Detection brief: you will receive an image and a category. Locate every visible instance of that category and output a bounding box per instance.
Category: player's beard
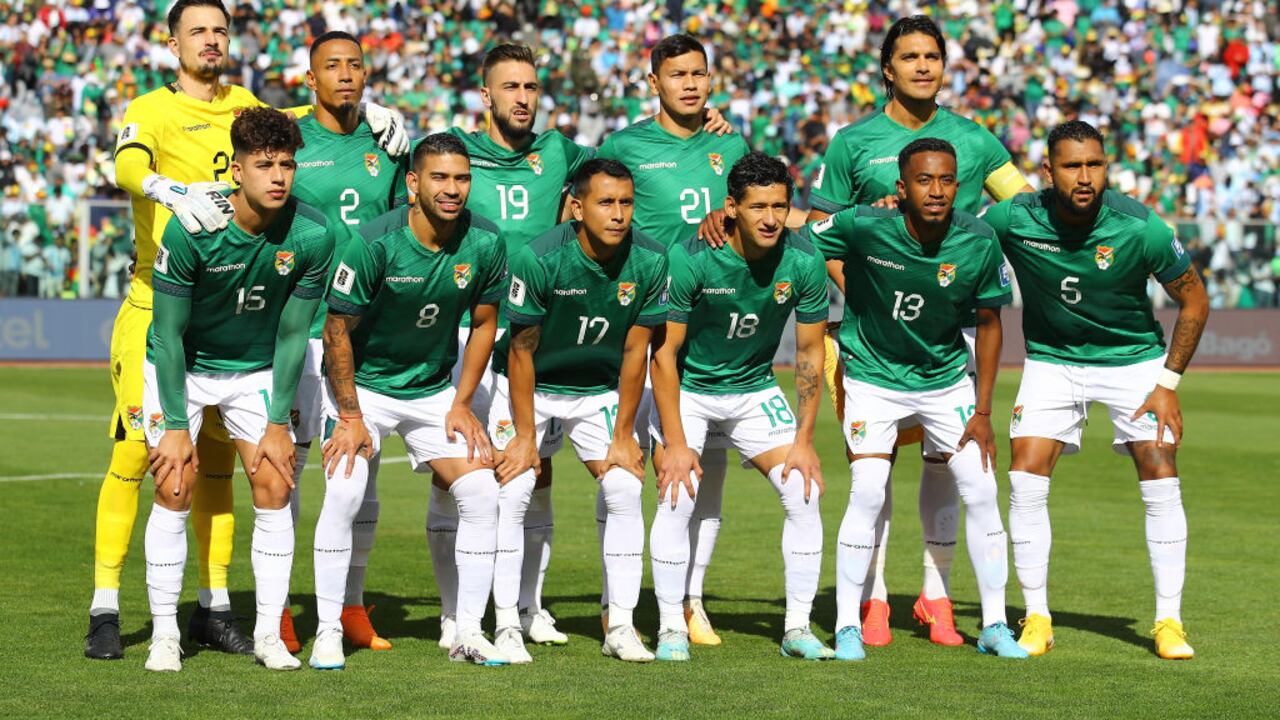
[492,104,535,144]
[181,54,226,83]
[1056,184,1104,218]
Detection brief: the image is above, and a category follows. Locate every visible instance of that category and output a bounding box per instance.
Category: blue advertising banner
[0,299,120,360]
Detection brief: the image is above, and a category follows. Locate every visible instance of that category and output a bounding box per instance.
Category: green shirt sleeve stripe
[808,194,850,215]
[506,308,544,326]
[152,277,192,297]
[975,293,1013,308]
[1154,253,1192,284]
[636,311,667,327]
[292,284,324,300]
[796,309,827,324]
[666,309,690,323]
[326,296,366,316]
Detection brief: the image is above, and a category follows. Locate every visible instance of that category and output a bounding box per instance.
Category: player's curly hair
[571,159,632,197]
[897,137,956,176]
[230,107,304,159]
[880,15,947,96]
[1047,120,1106,155]
[167,0,231,34]
[727,152,793,202]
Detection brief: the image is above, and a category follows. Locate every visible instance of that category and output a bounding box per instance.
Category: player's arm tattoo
[322,313,362,416]
[512,324,541,353]
[1161,266,1210,374]
[792,322,826,441]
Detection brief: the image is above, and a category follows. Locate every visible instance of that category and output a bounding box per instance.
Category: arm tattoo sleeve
[323,314,361,416]
[1162,267,1208,374]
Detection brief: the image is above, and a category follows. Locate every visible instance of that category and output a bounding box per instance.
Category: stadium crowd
[0,0,1278,306]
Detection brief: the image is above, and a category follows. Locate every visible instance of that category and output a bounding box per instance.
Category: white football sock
[596,487,608,609]
[919,459,959,600]
[145,504,188,639]
[289,444,308,529]
[312,454,369,633]
[519,486,554,613]
[1140,478,1187,623]
[601,467,644,625]
[426,484,459,619]
[90,588,119,615]
[450,469,499,638]
[836,458,891,630]
[767,464,822,632]
[1008,470,1052,617]
[862,483,891,604]
[494,469,535,627]
[345,469,379,608]
[685,447,725,600]
[251,505,295,640]
[196,587,230,612]
[947,444,1009,628]
[650,470,698,633]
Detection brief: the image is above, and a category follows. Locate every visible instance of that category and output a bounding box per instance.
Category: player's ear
[895,178,906,198]
[479,85,492,110]
[569,194,584,222]
[724,195,738,220]
[646,72,659,96]
[167,35,179,59]
[405,170,419,198]
[1041,157,1053,187]
[231,158,242,186]
[305,69,316,93]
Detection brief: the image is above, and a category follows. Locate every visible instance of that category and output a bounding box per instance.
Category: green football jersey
[666,231,828,394]
[294,115,409,338]
[325,206,507,399]
[808,206,1012,392]
[148,198,334,373]
[597,118,750,248]
[809,107,1012,216]
[494,222,668,396]
[984,190,1191,367]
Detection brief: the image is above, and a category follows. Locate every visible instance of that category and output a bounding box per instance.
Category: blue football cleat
[656,630,690,662]
[834,625,866,661]
[978,622,1030,659]
[780,627,835,660]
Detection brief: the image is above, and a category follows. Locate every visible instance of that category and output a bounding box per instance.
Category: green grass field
[2,366,1276,719]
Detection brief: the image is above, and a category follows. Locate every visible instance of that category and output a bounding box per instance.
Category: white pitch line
[0,455,414,483]
[0,413,103,421]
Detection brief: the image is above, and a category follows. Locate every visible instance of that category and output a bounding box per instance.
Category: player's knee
[778,470,820,517]
[498,471,537,523]
[601,468,643,516]
[450,469,500,523]
[1131,442,1178,480]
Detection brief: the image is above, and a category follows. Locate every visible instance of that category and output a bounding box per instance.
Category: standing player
[648,153,830,662]
[984,121,1208,659]
[312,134,508,669]
[488,160,668,663]
[809,138,1026,660]
[140,107,334,672]
[597,34,749,643]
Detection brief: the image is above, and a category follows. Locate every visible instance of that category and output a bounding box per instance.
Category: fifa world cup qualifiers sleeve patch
[154,245,169,274]
[332,261,356,294]
[508,275,527,306]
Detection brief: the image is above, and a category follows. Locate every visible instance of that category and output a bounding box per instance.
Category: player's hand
[1133,385,1182,448]
[144,175,234,234]
[697,209,730,248]
[782,442,825,502]
[322,417,373,479]
[251,422,296,486]
[870,193,899,209]
[602,434,645,480]
[363,102,410,157]
[958,413,997,472]
[496,434,540,484]
[446,403,493,465]
[702,107,736,136]
[150,429,196,497]
[657,444,700,509]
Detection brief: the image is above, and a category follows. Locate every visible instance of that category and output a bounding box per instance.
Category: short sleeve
[595,133,618,162]
[152,219,197,297]
[794,249,830,324]
[114,96,161,164]
[978,127,1015,180]
[326,236,381,316]
[804,209,856,261]
[663,243,700,324]
[636,251,670,327]
[505,246,548,326]
[973,238,1014,308]
[981,200,1013,246]
[808,131,856,214]
[294,224,336,300]
[564,136,597,177]
[1143,213,1192,284]
[477,234,508,306]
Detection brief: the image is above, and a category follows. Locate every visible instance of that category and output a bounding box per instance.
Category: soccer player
[597,34,750,644]
[87,0,405,660]
[313,133,508,669]
[809,138,1026,660]
[140,107,334,672]
[648,152,830,662]
[488,159,668,663]
[983,121,1209,659]
[283,29,410,653]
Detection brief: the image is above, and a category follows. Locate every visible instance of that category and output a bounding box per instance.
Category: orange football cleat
[860,599,892,647]
[912,594,965,646]
[280,607,301,653]
[342,605,392,650]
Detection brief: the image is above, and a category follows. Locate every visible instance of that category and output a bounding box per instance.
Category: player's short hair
[230,107,304,159]
[1047,120,1106,156]
[897,137,956,176]
[571,159,633,197]
[411,133,469,170]
[166,0,231,35]
[727,152,794,202]
[880,15,947,94]
[482,44,536,83]
[650,34,707,74]
[310,30,362,59]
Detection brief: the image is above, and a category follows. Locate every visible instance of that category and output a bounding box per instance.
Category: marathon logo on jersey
[1094,245,1115,270]
[773,281,792,304]
[454,264,472,289]
[275,251,295,276]
[937,263,957,287]
[1010,404,1023,430]
[848,420,866,445]
[149,413,165,433]
[127,405,143,431]
[365,153,381,177]
[509,276,527,306]
[617,282,637,306]
[494,419,515,446]
[526,154,544,176]
[333,262,356,294]
[708,153,724,176]
[154,246,169,274]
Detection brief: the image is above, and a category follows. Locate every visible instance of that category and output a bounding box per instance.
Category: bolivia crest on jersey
[773,281,793,304]
[708,153,724,176]
[275,250,295,275]
[127,405,143,430]
[526,153,544,175]
[149,413,165,432]
[1095,245,1114,270]
[454,263,473,289]
[617,282,637,306]
[494,420,515,445]
[937,263,957,287]
[365,153,381,177]
[848,420,866,445]
[1011,404,1023,429]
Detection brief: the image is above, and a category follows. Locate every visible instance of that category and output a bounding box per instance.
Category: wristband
[973,409,992,417]
[339,414,363,421]
[1156,368,1181,391]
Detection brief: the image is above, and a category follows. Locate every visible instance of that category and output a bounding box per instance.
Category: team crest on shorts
[526,154,544,175]
[773,281,793,304]
[494,420,515,444]
[365,153,380,177]
[937,263,957,287]
[289,409,301,429]
[708,153,724,176]
[127,405,143,430]
[149,413,165,433]
[454,263,473,289]
[617,282,637,306]
[275,250,295,276]
[1011,404,1023,429]
[848,420,866,444]
[1094,245,1115,270]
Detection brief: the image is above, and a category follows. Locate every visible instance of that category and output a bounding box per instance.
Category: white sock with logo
[920,459,959,600]
[1008,470,1052,617]
[861,486,891,605]
[344,469,379,608]
[650,471,698,634]
[1141,478,1187,623]
[450,470,499,638]
[494,470,535,629]
[947,445,1009,628]
[767,464,822,632]
[836,458,891,631]
[313,455,369,633]
[251,505,295,641]
[686,447,725,602]
[519,486,554,614]
[600,467,644,628]
[145,504,189,639]
[426,484,459,620]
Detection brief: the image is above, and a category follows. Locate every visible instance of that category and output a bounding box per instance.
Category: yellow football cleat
[1153,618,1194,660]
[685,599,722,647]
[1017,614,1055,656]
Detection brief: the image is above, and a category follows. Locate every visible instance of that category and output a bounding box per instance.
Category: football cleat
[522,608,569,646]
[308,627,346,670]
[912,594,965,647]
[601,625,655,663]
[1017,613,1055,656]
[834,625,866,661]
[144,635,183,672]
[85,613,124,660]
[684,598,722,646]
[254,633,302,671]
[450,633,510,666]
[780,627,835,660]
[655,630,691,662]
[977,622,1030,659]
[342,605,392,650]
[860,599,892,647]
[1153,619,1194,660]
[188,606,254,655]
[438,615,456,650]
[280,607,301,654]
[495,626,533,664]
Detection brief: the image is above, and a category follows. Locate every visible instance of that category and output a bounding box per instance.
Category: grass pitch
[1,367,1275,719]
